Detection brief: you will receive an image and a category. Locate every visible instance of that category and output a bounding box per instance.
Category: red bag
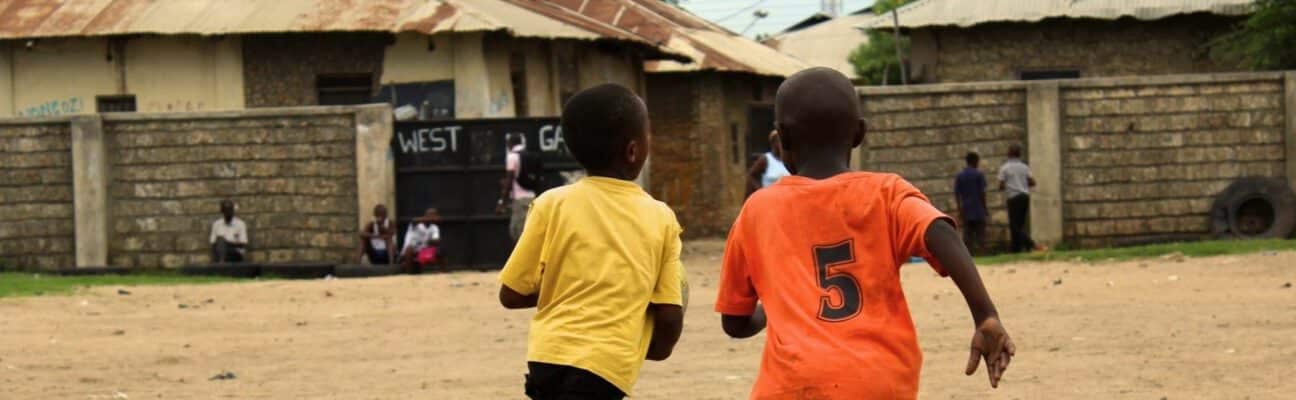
[417,246,438,265]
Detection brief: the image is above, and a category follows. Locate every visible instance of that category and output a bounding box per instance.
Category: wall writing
[17,97,82,117]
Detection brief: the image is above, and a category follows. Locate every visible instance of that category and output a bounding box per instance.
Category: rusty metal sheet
[861,0,1255,30]
[0,0,621,43]
[543,0,810,77]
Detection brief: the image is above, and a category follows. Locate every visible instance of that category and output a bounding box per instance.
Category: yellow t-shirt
[499,176,686,395]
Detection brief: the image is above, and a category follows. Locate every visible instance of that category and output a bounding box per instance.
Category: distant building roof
[0,0,686,59]
[764,12,880,78]
[861,0,1255,30]
[544,0,810,77]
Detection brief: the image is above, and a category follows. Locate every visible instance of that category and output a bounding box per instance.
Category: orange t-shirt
[715,172,952,400]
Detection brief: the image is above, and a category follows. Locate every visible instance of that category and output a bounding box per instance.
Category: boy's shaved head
[775,67,863,150]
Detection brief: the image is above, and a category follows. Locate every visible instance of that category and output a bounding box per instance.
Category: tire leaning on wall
[1210,178,1296,239]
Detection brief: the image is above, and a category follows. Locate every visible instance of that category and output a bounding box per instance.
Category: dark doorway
[746,105,775,171]
[392,118,581,270]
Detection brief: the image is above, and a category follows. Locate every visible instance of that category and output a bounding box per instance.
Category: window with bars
[96,95,137,113]
[317,74,374,105]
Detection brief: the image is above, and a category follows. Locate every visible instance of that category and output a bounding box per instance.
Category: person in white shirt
[497,134,537,241]
[358,204,395,265]
[998,144,1037,253]
[210,199,248,263]
[399,208,442,274]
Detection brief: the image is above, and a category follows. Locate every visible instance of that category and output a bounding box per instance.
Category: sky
[679,0,876,39]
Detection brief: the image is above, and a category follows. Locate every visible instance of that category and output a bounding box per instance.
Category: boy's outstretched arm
[646,304,684,361]
[498,284,538,309]
[925,220,1016,388]
[720,304,766,338]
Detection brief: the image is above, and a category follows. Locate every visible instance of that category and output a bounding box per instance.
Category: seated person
[210,199,248,263]
[358,204,395,265]
[399,208,442,274]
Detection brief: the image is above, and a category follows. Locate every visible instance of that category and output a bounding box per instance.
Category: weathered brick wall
[1061,78,1287,246]
[0,121,75,270]
[647,73,779,237]
[917,14,1239,83]
[106,113,359,268]
[861,87,1029,249]
[242,33,387,108]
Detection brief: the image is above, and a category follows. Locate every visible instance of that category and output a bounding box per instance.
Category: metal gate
[392,118,581,270]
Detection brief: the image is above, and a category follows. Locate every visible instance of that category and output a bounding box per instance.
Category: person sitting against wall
[399,208,443,274]
[210,199,248,263]
[746,130,791,197]
[358,204,395,265]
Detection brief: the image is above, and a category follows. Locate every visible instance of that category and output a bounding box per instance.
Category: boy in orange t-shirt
[715,68,1015,399]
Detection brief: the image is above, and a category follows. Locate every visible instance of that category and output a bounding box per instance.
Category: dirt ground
[3,240,1294,399]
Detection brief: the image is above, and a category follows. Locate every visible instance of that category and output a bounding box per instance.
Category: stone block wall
[860,72,1294,249]
[0,121,75,270]
[913,14,1240,84]
[105,113,360,268]
[1061,77,1288,247]
[860,86,1028,249]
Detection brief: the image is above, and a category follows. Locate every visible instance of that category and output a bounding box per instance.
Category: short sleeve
[429,225,441,241]
[209,221,217,244]
[235,221,247,244]
[890,179,955,276]
[714,221,758,315]
[498,196,549,295]
[650,221,686,306]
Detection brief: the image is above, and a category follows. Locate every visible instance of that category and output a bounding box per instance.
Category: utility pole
[891,5,908,85]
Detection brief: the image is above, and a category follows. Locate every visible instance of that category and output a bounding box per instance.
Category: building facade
[862,0,1255,84]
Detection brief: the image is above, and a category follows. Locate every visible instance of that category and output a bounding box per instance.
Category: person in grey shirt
[998,144,1037,253]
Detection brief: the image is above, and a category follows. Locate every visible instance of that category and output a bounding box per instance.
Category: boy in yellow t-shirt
[498,83,686,400]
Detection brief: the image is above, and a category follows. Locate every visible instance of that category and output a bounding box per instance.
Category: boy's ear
[626,138,640,165]
[852,118,867,148]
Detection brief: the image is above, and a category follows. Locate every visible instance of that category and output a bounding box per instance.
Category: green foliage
[0,273,241,298]
[1211,0,1296,70]
[976,239,1296,266]
[848,31,909,84]
[847,0,915,84]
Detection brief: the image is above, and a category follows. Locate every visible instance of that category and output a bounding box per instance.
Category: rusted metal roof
[543,0,810,77]
[861,0,1254,30]
[0,0,682,58]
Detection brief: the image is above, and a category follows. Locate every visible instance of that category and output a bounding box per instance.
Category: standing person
[498,134,537,242]
[954,152,989,254]
[715,68,1014,399]
[746,130,790,196]
[358,204,395,265]
[399,208,442,274]
[498,84,685,400]
[209,199,247,263]
[998,144,1037,253]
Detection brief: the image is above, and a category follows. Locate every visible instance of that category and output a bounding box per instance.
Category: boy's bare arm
[498,284,538,309]
[925,220,1015,388]
[646,304,684,361]
[720,304,766,339]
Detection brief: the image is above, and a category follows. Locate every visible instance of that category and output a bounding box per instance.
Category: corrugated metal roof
[0,0,679,57]
[764,12,879,78]
[544,0,810,77]
[861,0,1255,29]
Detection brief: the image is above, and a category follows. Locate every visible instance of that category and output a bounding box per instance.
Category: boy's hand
[965,317,1014,388]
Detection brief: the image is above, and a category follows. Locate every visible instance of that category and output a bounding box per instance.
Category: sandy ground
[3,240,1295,399]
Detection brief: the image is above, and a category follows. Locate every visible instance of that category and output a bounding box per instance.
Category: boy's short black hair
[966,152,980,166]
[560,84,646,171]
[507,133,523,147]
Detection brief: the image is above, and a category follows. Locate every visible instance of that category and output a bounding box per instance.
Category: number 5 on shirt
[814,240,862,322]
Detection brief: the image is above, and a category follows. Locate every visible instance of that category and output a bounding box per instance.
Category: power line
[714,0,766,23]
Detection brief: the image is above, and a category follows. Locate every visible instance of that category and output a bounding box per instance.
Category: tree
[847,0,914,85]
[1211,0,1296,70]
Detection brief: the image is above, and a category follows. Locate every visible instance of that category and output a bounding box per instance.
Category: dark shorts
[525,362,624,400]
[365,248,390,265]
